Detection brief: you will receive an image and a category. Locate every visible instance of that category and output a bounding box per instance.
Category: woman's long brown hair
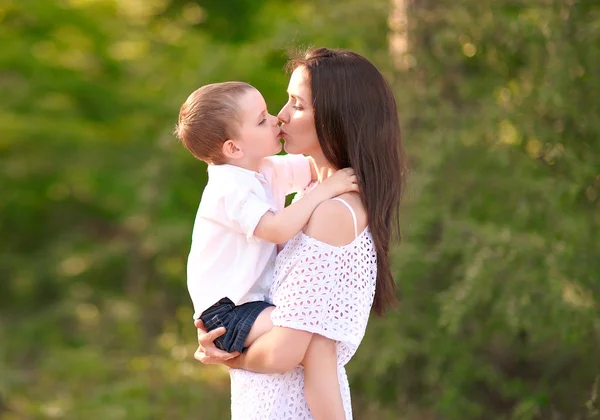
[287,47,407,315]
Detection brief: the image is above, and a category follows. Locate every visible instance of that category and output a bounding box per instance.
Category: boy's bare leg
[303,334,346,420]
[243,306,275,348]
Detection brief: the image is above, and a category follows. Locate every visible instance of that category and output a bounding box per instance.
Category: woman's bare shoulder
[303,193,366,246]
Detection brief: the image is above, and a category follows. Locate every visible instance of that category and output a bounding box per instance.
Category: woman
[195,47,407,419]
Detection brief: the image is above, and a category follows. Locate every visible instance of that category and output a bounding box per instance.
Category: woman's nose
[277,107,289,124]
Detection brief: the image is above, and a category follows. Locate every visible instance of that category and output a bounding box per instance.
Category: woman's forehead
[288,67,310,99]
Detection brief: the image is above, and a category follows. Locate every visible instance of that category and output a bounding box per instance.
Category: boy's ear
[222,139,243,160]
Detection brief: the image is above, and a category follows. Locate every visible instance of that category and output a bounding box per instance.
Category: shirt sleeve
[270,248,364,346]
[262,154,312,196]
[223,186,273,242]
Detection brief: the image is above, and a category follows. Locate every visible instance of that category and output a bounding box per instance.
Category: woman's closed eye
[286,97,303,111]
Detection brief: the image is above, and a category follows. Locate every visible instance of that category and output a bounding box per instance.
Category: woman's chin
[282,141,294,154]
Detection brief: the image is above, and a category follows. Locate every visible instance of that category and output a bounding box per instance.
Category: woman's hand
[193,319,241,365]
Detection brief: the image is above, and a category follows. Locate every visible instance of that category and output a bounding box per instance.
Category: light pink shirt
[187,154,311,318]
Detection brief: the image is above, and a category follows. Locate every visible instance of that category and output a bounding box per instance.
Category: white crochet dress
[230,201,377,420]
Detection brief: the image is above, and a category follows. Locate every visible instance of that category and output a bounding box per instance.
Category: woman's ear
[222,139,243,160]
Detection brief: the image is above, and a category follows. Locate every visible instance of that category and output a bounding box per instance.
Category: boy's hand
[318,168,359,198]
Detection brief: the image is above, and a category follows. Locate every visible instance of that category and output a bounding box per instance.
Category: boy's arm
[304,335,346,420]
[253,168,357,244]
[227,326,313,374]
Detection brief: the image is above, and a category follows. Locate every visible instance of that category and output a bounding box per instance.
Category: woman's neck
[310,153,337,183]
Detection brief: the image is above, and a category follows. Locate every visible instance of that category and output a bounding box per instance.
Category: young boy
[175,82,354,417]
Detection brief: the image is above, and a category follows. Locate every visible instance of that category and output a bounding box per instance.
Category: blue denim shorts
[199,297,274,353]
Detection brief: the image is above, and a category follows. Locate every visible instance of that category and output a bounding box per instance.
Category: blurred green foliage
[1,0,598,419]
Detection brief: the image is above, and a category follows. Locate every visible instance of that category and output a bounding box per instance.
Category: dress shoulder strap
[330,197,359,239]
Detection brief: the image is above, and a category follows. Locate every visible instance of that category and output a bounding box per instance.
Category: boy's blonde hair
[174,82,255,164]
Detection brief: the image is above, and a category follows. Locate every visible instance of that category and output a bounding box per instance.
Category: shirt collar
[208,164,267,184]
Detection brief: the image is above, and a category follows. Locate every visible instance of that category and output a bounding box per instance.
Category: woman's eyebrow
[287,91,305,102]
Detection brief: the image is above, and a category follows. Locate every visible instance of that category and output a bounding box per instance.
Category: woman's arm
[193,320,312,374]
